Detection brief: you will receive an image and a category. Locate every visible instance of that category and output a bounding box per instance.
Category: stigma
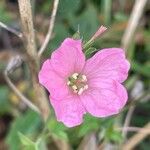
[67,73,88,95]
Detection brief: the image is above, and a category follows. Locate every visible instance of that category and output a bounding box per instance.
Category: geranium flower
[38,38,130,127]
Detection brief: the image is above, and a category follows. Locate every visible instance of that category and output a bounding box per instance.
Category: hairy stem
[17,0,49,120]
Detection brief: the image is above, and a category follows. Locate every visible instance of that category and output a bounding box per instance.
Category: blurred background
[0,0,150,149]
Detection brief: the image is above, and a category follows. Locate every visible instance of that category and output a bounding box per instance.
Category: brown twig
[121,0,148,51]
[17,0,50,120]
[122,122,150,150]
[18,0,37,59]
[38,0,59,57]
[0,21,23,38]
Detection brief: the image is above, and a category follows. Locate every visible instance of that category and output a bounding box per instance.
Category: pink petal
[50,95,86,127]
[83,48,130,83]
[62,38,82,50]
[80,79,127,117]
[51,38,85,77]
[38,59,71,99]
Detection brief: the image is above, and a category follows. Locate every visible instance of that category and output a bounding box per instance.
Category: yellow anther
[68,73,88,95]
[72,85,78,90]
[72,73,79,79]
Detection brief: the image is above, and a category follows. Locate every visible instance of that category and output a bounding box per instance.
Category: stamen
[67,81,71,86]
[81,75,87,81]
[72,85,78,90]
[72,73,79,79]
[67,73,88,95]
[78,88,84,95]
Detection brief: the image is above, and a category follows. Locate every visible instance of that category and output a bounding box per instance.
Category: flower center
[67,73,88,95]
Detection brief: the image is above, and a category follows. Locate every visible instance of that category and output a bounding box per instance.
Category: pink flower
[38,38,130,127]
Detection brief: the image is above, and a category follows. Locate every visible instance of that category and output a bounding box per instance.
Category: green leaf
[6,110,41,150]
[35,138,47,150]
[78,115,101,137]
[47,117,68,140]
[109,130,122,143]
[103,119,123,143]
[18,132,35,146]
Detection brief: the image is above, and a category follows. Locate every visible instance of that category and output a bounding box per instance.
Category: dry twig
[122,105,135,138]
[122,122,150,150]
[0,21,23,38]
[122,90,150,138]
[4,71,40,114]
[17,0,50,120]
[121,0,148,50]
[38,0,59,57]
[4,56,40,114]
[77,133,97,150]
[118,126,150,133]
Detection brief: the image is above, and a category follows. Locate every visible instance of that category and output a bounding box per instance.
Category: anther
[72,73,79,79]
[67,81,71,86]
[78,88,84,95]
[72,85,78,91]
[81,75,87,81]
[67,73,88,95]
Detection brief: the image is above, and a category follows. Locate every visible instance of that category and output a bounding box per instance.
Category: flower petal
[38,59,71,99]
[80,79,127,117]
[51,38,85,77]
[50,95,86,127]
[83,48,130,83]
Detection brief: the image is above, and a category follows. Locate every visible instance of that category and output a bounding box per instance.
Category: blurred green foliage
[0,3,12,23]
[6,110,41,150]
[0,86,11,114]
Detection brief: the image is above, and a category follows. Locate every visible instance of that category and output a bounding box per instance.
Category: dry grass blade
[121,0,148,51]
[122,105,135,138]
[38,0,59,57]
[122,122,150,150]
[0,21,23,38]
[4,71,40,114]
